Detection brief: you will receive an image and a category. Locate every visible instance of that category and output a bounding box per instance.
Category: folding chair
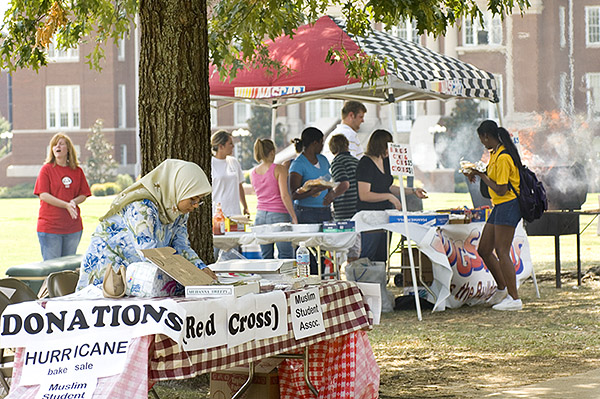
[0,291,14,393]
[0,278,38,303]
[46,270,80,298]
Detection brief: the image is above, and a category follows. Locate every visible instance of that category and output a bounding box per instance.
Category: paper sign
[290,288,325,340]
[355,282,381,325]
[140,247,217,286]
[21,337,129,386]
[227,294,256,349]
[36,379,97,399]
[388,143,414,176]
[180,298,230,351]
[254,291,288,340]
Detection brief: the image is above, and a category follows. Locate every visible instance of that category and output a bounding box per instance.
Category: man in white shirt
[323,101,367,161]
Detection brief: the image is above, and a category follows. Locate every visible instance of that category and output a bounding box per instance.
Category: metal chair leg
[149,386,160,399]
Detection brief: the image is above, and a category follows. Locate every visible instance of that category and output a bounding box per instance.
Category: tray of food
[296,178,336,194]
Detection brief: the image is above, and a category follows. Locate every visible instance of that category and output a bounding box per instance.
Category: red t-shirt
[34,163,92,234]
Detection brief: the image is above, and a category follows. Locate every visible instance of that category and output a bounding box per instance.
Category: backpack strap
[499,149,519,197]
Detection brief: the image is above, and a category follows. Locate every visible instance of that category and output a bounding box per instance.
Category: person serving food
[76,159,211,296]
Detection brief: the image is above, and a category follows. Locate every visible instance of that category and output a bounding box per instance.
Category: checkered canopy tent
[209,15,499,107]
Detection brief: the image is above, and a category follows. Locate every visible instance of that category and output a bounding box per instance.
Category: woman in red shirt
[34,133,91,260]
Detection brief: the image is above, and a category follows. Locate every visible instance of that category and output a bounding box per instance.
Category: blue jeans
[294,205,332,274]
[37,231,82,261]
[254,210,294,259]
[360,230,388,262]
[488,198,522,227]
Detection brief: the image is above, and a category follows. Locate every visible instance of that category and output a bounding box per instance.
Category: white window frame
[46,85,80,130]
[395,101,416,132]
[117,38,126,61]
[210,101,218,128]
[47,38,79,62]
[586,6,600,47]
[388,19,420,43]
[586,73,600,119]
[120,144,127,166]
[559,7,566,49]
[234,102,252,126]
[118,84,126,128]
[463,14,502,46]
[305,99,344,125]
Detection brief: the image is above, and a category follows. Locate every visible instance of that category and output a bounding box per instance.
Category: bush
[0,182,36,198]
[91,183,107,196]
[104,182,120,195]
[115,174,134,192]
[454,181,468,193]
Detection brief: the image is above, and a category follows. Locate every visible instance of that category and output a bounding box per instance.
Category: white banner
[0,299,184,348]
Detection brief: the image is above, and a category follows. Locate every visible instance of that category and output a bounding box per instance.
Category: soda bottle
[296,241,310,278]
[212,203,225,235]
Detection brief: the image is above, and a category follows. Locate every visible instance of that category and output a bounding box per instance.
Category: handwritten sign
[388,143,414,176]
[290,288,325,340]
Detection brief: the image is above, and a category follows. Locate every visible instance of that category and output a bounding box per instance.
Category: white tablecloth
[213,231,359,253]
[353,211,533,311]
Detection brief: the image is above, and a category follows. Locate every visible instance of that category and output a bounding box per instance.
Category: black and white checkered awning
[332,17,499,103]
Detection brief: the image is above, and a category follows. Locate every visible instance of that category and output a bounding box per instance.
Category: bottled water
[296,241,310,278]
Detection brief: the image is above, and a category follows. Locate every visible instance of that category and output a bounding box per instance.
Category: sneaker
[486,288,507,306]
[492,295,523,311]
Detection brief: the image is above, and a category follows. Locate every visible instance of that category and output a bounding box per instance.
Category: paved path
[488,368,600,398]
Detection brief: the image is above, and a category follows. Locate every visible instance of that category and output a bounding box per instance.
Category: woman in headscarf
[76,159,212,295]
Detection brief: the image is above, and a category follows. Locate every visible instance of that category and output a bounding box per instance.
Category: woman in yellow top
[464,120,522,311]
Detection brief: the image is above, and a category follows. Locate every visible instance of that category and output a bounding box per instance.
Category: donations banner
[387,143,414,176]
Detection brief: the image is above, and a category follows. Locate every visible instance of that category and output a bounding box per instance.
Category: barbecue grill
[524,164,593,287]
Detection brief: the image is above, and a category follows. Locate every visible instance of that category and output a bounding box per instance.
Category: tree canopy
[1,0,529,82]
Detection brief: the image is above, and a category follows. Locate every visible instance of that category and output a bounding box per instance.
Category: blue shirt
[289,153,331,208]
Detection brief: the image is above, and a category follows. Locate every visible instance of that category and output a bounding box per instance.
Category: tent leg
[271,104,277,143]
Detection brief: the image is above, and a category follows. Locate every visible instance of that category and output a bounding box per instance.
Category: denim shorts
[488,198,521,227]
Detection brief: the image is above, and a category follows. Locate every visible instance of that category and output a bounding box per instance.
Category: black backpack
[480,150,548,222]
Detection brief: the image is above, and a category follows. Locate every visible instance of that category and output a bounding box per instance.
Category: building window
[389,19,420,43]
[559,72,567,113]
[395,101,416,132]
[118,85,126,128]
[117,38,125,61]
[463,14,502,46]
[47,38,79,62]
[305,99,344,124]
[120,144,127,166]
[559,7,566,49]
[479,74,503,120]
[234,103,252,126]
[586,6,600,46]
[46,86,80,129]
[586,73,600,119]
[210,101,217,128]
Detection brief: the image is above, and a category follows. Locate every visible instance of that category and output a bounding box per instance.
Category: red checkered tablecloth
[149,280,373,380]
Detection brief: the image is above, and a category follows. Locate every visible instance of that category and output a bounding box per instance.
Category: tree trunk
[138,0,214,263]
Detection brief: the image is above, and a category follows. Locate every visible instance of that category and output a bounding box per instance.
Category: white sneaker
[492,295,523,311]
[486,288,507,306]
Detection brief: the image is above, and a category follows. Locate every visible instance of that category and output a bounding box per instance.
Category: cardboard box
[210,369,280,399]
[185,282,260,298]
[389,213,449,226]
[401,248,433,286]
[140,247,217,286]
[322,221,356,233]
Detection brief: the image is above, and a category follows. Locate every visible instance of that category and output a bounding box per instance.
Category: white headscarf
[101,159,212,224]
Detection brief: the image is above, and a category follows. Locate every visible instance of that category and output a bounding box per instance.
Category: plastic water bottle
[296,241,310,278]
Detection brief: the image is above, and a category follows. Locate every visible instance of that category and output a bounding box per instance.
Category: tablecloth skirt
[5,335,152,399]
[278,330,379,399]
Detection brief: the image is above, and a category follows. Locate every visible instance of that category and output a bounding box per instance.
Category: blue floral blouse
[76,199,206,290]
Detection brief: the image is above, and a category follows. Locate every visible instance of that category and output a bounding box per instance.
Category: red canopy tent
[209,15,499,107]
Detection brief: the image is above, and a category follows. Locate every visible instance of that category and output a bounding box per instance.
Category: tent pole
[496,102,503,126]
[271,101,277,143]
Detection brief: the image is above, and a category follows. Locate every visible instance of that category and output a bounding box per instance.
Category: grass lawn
[1,192,599,277]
